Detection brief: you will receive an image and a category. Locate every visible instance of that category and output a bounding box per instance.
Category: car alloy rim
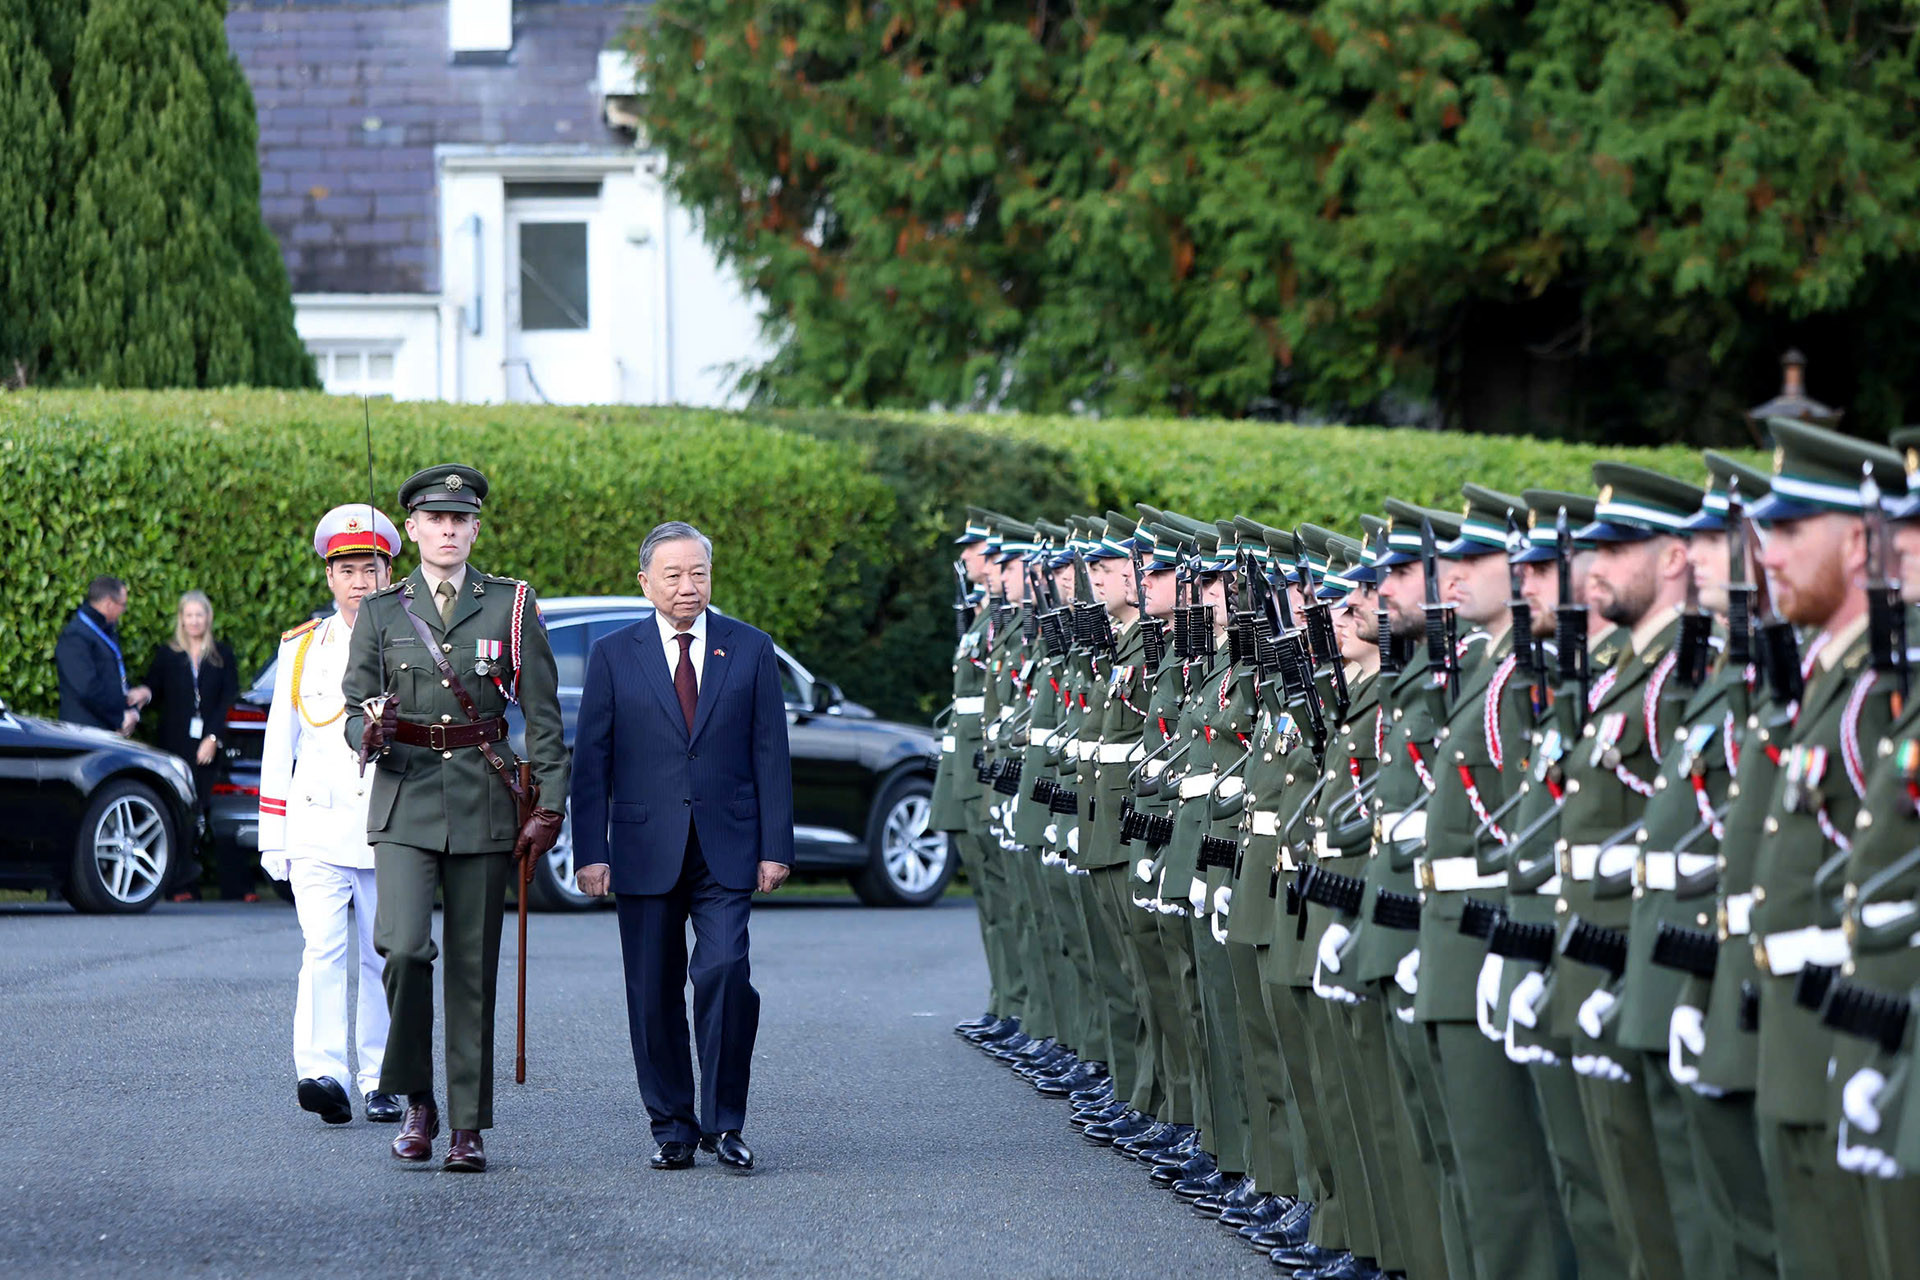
[882,794,948,895]
[95,795,168,903]
[544,801,588,900]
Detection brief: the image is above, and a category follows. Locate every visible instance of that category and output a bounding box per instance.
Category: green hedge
[0,391,1744,727]
[0,391,893,717]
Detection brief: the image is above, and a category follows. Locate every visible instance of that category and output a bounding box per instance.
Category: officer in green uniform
[343,463,568,1174]
[1410,485,1575,1280]
[1615,453,1780,1280]
[1745,421,1905,1280]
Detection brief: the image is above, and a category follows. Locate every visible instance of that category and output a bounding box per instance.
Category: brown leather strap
[400,604,523,801]
[392,718,509,750]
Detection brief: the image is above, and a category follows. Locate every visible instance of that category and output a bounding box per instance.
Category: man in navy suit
[571,521,795,1174]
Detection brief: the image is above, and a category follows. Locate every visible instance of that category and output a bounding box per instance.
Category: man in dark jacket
[55,576,148,733]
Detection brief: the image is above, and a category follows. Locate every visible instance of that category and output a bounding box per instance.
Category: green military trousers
[373,844,512,1132]
[1382,984,1477,1280]
[1190,914,1252,1174]
[1528,1060,1625,1278]
[1756,1117,1873,1280]
[1576,1071,1684,1280]
[962,829,1025,1021]
[1086,865,1145,1088]
[1227,939,1295,1196]
[1659,1066,1776,1280]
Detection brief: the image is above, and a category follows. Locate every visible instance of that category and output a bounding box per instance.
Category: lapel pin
[714,648,726,658]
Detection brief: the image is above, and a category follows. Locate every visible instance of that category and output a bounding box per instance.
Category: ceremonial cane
[515,761,535,1084]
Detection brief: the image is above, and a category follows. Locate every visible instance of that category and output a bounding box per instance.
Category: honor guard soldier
[1743,422,1906,1277]
[259,503,405,1127]
[342,464,568,1174]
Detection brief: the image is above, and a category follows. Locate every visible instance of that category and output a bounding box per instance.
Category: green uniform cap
[1579,464,1705,542]
[1443,484,1528,558]
[1749,418,1907,524]
[1679,452,1774,533]
[400,463,489,513]
[1376,500,1464,568]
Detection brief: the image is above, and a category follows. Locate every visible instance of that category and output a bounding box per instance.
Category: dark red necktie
[674,631,698,730]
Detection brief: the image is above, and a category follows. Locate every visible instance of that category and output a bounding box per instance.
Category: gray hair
[639,521,714,573]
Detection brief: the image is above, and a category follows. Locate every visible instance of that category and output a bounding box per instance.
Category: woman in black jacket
[143,591,241,901]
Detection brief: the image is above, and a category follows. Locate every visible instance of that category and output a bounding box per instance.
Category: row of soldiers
[929,418,1920,1280]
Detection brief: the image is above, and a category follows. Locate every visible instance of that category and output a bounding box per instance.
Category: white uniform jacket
[258,613,377,870]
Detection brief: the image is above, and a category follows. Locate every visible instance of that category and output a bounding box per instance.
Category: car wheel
[852,776,953,907]
[524,801,599,912]
[66,780,176,914]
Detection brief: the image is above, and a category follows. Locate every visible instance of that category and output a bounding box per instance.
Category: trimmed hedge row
[0,391,894,717]
[1,391,1745,725]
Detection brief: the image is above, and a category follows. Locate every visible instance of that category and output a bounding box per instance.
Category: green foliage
[0,391,1743,725]
[6,0,313,390]
[0,391,892,717]
[629,0,1920,441]
[0,0,62,381]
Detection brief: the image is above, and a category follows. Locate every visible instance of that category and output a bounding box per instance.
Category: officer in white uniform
[259,504,404,1126]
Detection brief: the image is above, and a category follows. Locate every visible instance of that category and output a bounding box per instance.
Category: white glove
[1573,1053,1633,1082]
[1509,971,1546,1029]
[1043,822,1060,847]
[1214,885,1232,918]
[1838,1118,1902,1180]
[1475,955,1505,1042]
[259,850,291,882]
[1067,826,1079,854]
[988,802,1001,821]
[1312,923,1362,1005]
[1135,858,1154,883]
[1395,1000,1417,1024]
[1210,911,1230,944]
[1188,877,1208,914]
[1395,948,1421,996]
[1666,1005,1723,1095]
[1844,1068,1889,1135]
[1577,988,1617,1040]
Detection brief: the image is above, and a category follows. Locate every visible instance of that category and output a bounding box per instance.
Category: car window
[776,653,803,705]
[549,622,590,690]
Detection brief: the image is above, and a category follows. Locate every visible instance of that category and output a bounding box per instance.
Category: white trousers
[289,859,387,1096]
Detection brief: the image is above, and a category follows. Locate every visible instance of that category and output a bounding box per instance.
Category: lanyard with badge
[187,650,205,742]
[75,610,127,694]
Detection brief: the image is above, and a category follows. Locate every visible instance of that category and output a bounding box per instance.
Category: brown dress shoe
[444,1129,486,1173]
[391,1101,439,1161]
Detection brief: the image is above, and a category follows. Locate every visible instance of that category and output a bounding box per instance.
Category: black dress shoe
[954,1011,998,1036]
[1194,1173,1255,1218]
[983,1031,1034,1057]
[364,1091,404,1123]
[1221,1193,1284,1229]
[1084,1110,1152,1145]
[1232,1196,1296,1237]
[1037,1063,1104,1095]
[1116,1121,1176,1154]
[1295,1253,1380,1280]
[1151,1150,1214,1186]
[650,1140,697,1170]
[1069,1081,1115,1106]
[1149,1132,1200,1167]
[1252,1201,1315,1250]
[700,1129,754,1174]
[296,1076,352,1125]
[1173,1168,1229,1201]
[1218,1175,1262,1211]
[1270,1243,1343,1271]
[1071,1097,1125,1126]
[967,1015,1020,1044]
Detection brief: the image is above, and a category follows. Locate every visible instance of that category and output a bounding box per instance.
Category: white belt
[1217,776,1246,799]
[1861,901,1920,930]
[940,734,957,754]
[1076,740,1098,761]
[1596,845,1637,881]
[1758,925,1848,976]
[1566,844,1602,882]
[1098,742,1141,764]
[1250,811,1280,838]
[1423,856,1508,893]
[953,696,985,715]
[1313,833,1333,860]
[1531,874,1563,897]
[1638,851,1717,892]
[1379,810,1427,843]
[995,705,1014,722]
[1145,759,1169,780]
[1723,892,1754,937]
[1179,771,1219,800]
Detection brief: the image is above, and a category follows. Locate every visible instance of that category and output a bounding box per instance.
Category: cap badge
[344,516,361,532]
[1773,446,1785,475]
[1598,485,1614,505]
[445,474,464,492]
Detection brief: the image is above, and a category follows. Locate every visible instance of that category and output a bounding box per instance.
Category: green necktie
[436,579,456,627]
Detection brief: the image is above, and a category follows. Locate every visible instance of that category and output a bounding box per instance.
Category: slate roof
[227,1,645,295]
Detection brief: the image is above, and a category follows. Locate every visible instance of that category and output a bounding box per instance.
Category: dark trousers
[372,844,511,1131]
[614,829,760,1144]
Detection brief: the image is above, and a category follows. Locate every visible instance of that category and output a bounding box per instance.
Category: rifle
[1263,554,1328,758]
[1725,480,1755,669]
[1863,463,1910,716]
[1421,518,1459,705]
[1298,547,1351,723]
[1131,538,1167,669]
[952,561,975,640]
[1506,515,1546,716]
[1071,547,1115,658]
[1675,560,1714,690]
[1748,502,1804,707]
[1554,508,1591,729]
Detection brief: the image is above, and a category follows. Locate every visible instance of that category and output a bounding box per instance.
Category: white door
[505,194,609,404]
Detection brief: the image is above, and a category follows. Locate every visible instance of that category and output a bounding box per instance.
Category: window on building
[309,345,400,396]
[517,222,590,331]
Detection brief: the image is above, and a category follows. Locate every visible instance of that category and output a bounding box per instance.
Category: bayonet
[1864,463,1909,715]
[1421,518,1458,704]
[1554,508,1591,729]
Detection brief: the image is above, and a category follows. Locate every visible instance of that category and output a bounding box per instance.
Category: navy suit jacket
[570,609,795,895]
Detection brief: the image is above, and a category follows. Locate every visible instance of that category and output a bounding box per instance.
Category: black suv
[209,598,952,908]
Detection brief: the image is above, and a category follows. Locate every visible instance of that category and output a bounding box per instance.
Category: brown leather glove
[357,696,401,773]
[513,806,565,864]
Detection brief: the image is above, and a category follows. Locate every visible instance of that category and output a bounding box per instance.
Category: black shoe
[296,1076,352,1125]
[1037,1063,1103,1095]
[1194,1173,1255,1218]
[1071,1100,1126,1131]
[1016,1047,1073,1078]
[650,1140,697,1170]
[1233,1196,1297,1237]
[1008,1039,1063,1069]
[1252,1201,1315,1250]
[1069,1080,1116,1106]
[1134,1127,1195,1164]
[1084,1110,1152,1145]
[699,1129,754,1174]
[1221,1193,1286,1229]
[364,1091,404,1123]
[1217,1175,1262,1212]
[1152,1148,1215,1186]
[1149,1132,1200,1167]
[954,1011,998,1036]
[1173,1168,1230,1201]
[966,1015,1020,1044]
[985,1032,1039,1060]
[1116,1120,1175,1154]
[1270,1243,1343,1271]
[1295,1253,1379,1280]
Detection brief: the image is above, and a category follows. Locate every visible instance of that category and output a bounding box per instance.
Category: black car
[0,697,201,913]
[210,597,954,909]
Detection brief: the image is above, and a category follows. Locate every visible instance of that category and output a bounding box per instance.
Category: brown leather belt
[392,717,509,751]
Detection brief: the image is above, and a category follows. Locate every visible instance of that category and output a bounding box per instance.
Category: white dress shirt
[656,607,708,690]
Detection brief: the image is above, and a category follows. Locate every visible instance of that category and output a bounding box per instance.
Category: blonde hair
[170,590,224,665]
